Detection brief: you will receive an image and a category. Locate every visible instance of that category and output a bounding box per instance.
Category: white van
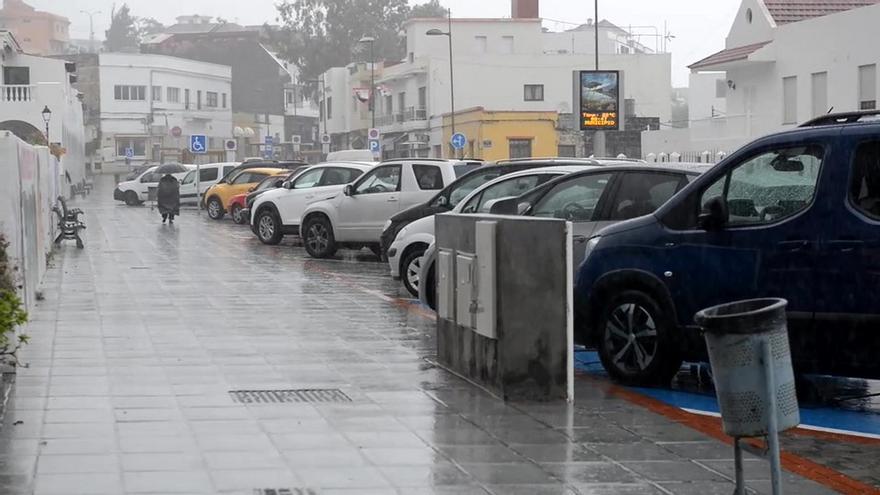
[178,163,238,205]
[113,163,194,206]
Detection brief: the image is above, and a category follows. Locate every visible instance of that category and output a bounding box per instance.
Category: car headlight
[584,236,601,262]
[383,219,393,231]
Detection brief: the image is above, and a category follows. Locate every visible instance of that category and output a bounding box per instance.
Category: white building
[643,0,880,160]
[0,30,86,187]
[320,0,672,158]
[97,53,233,166]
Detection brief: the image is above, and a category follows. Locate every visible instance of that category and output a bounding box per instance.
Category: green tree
[411,0,448,18]
[270,0,412,87]
[136,17,166,39]
[104,4,140,52]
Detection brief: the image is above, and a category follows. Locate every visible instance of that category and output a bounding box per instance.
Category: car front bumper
[387,241,404,279]
[113,188,125,201]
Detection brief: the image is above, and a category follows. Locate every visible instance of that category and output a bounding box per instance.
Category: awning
[689,40,772,70]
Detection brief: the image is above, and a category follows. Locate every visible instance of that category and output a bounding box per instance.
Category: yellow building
[442,107,559,161]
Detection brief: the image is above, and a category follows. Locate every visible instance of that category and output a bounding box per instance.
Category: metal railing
[377,107,428,127]
[1,84,35,102]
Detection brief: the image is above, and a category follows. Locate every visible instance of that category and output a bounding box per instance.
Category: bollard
[694,298,800,495]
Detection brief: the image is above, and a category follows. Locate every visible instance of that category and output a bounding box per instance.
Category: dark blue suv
[574,111,880,385]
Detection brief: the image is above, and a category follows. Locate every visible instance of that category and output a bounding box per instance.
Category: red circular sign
[171,126,182,137]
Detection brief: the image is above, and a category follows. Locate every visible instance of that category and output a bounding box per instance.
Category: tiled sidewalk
[0,177,835,494]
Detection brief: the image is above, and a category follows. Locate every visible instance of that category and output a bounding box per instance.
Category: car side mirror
[699,196,729,230]
[517,202,532,215]
[282,181,292,189]
[343,184,354,196]
[488,197,519,215]
[248,186,256,192]
[436,195,448,208]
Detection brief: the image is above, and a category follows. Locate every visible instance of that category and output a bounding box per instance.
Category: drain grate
[253,489,317,495]
[230,389,352,404]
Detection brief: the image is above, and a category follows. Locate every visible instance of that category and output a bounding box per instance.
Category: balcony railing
[1,85,35,102]
[377,107,428,127]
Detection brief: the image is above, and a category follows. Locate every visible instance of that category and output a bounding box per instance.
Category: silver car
[418,163,711,309]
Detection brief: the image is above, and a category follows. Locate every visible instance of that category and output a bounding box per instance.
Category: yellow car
[204,167,288,220]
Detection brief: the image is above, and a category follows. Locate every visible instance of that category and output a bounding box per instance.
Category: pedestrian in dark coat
[157,174,180,224]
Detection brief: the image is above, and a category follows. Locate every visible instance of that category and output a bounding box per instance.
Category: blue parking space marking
[574,350,880,439]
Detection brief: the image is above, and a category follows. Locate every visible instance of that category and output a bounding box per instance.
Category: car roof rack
[799,110,880,127]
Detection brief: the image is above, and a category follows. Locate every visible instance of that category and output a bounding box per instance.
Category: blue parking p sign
[451,132,467,150]
[190,134,207,154]
[369,139,381,153]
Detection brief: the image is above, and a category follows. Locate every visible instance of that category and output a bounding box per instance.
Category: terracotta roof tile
[688,40,772,70]
[764,0,880,24]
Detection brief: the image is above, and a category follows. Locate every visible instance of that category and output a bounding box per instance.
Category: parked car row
[190,112,880,387]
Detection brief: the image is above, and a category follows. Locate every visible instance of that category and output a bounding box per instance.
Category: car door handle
[828,240,863,252]
[573,235,587,243]
[387,197,399,202]
[777,240,812,251]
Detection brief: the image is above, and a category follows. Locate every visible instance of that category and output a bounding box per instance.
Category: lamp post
[41,105,51,143]
[426,8,455,158]
[358,36,376,129]
[80,10,101,52]
[309,77,327,137]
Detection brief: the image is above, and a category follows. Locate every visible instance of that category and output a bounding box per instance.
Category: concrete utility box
[435,213,573,401]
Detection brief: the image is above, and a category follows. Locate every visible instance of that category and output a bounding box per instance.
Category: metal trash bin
[695,298,800,495]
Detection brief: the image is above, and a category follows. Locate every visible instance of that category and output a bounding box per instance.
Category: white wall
[688,72,727,122]
[98,53,233,161]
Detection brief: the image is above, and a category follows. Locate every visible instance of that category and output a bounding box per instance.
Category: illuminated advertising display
[578,70,620,131]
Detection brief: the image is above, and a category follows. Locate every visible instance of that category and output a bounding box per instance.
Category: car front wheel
[207,197,224,220]
[255,209,283,245]
[596,289,681,386]
[124,191,140,206]
[401,247,426,298]
[303,216,337,258]
[231,204,245,224]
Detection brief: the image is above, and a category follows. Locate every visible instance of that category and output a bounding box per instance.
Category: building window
[501,35,514,54]
[398,92,406,116]
[326,97,332,119]
[2,66,30,85]
[509,139,532,159]
[197,90,202,110]
[206,91,218,108]
[859,64,876,110]
[418,86,427,109]
[184,89,191,109]
[222,93,227,109]
[558,144,576,157]
[152,86,162,102]
[114,85,146,101]
[286,91,293,104]
[167,87,180,103]
[811,72,828,117]
[782,76,797,124]
[475,36,487,53]
[115,137,147,157]
[524,84,544,101]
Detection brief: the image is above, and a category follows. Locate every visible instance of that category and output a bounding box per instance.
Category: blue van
[574,111,880,385]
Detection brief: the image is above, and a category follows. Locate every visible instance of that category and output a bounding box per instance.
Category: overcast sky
[30,0,740,87]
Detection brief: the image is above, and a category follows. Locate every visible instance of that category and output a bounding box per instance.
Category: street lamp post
[426,8,456,158]
[358,36,376,129]
[41,105,52,143]
[309,77,327,137]
[80,9,101,52]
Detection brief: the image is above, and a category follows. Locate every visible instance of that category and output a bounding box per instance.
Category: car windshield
[443,169,505,207]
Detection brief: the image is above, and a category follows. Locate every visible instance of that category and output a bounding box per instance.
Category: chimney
[511,0,539,19]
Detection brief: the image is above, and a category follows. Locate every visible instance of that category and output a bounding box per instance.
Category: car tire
[207,197,224,220]
[596,289,682,386]
[255,209,283,245]
[231,204,246,224]
[401,246,427,298]
[303,215,337,259]
[425,261,437,311]
[124,191,140,206]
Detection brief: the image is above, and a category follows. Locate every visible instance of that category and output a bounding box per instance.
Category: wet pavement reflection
[0,177,867,494]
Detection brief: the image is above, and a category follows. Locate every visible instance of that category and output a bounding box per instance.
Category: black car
[236,171,299,224]
[379,158,608,255]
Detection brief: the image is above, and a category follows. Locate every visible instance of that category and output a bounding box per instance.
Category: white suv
[249,162,375,245]
[300,159,477,258]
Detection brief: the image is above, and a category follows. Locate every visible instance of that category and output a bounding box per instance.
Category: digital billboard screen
[579,70,620,131]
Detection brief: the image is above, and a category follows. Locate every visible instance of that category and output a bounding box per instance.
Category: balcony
[1,85,36,102]
[377,106,429,133]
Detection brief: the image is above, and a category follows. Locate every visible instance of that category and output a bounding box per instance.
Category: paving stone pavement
[0,176,837,494]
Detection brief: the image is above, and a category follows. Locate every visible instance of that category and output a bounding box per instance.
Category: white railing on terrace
[1,84,36,102]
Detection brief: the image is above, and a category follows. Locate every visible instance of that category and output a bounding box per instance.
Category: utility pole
[80,10,102,52]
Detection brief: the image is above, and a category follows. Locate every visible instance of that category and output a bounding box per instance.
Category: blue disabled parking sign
[190,134,207,154]
[451,132,467,150]
[124,147,134,159]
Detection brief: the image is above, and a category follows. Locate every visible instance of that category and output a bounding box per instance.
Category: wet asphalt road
[0,176,848,494]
